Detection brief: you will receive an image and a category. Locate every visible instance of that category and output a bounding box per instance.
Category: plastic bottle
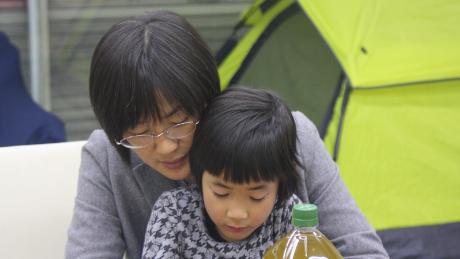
[263,203,343,259]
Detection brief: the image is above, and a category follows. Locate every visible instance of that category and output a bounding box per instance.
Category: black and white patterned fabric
[142,185,301,259]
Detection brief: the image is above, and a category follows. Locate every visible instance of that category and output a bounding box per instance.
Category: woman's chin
[159,165,191,181]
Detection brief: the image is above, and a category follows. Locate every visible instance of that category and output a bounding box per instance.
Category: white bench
[0,141,85,259]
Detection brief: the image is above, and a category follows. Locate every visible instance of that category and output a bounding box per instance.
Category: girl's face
[202,171,279,242]
[123,101,197,181]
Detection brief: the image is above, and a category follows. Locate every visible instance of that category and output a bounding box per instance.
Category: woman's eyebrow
[161,106,180,119]
[126,126,149,135]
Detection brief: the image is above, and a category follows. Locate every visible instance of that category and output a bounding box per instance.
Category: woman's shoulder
[291,111,323,163]
[86,129,111,149]
[80,129,128,171]
[83,129,117,158]
[291,111,317,138]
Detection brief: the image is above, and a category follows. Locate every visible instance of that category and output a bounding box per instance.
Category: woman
[65,11,388,259]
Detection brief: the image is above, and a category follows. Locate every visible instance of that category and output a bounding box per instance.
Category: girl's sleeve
[293,111,389,258]
[142,193,181,259]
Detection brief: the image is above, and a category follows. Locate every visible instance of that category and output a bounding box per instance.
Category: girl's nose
[226,206,249,220]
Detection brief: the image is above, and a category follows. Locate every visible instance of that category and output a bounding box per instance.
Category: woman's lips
[162,155,187,169]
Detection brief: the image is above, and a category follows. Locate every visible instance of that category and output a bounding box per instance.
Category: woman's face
[123,101,197,181]
[202,171,279,241]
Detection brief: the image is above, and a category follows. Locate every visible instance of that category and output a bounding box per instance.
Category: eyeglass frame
[115,120,199,149]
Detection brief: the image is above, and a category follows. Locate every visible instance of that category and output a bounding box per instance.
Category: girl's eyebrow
[248,184,267,191]
[212,181,267,191]
[212,181,231,189]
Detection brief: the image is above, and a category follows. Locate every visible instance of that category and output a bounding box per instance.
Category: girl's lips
[162,155,187,169]
[225,225,249,234]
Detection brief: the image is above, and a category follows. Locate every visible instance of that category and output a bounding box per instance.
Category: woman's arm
[65,131,125,259]
[293,111,389,258]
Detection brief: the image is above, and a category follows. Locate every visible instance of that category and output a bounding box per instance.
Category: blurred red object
[0,0,25,9]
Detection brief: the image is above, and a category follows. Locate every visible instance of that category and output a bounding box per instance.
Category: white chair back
[0,141,85,259]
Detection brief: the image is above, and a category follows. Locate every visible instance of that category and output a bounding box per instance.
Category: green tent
[217,0,460,257]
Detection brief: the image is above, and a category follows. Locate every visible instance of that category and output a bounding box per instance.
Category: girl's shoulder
[156,185,202,211]
[275,194,303,217]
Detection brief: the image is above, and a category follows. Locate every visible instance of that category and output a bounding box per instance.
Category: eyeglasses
[116,121,199,149]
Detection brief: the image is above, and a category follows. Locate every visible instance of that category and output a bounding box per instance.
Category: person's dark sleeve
[26,116,66,144]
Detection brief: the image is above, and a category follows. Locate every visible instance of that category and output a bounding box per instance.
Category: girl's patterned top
[142,185,301,259]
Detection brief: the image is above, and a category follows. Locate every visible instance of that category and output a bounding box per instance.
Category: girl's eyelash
[213,192,228,198]
[250,196,265,202]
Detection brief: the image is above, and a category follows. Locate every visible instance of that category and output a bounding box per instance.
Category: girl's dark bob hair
[190,86,302,203]
[89,10,220,161]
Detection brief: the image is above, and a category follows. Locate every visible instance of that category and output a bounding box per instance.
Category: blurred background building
[0,0,251,141]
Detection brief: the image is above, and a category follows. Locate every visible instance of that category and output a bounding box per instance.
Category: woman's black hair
[89,10,220,161]
[190,86,302,203]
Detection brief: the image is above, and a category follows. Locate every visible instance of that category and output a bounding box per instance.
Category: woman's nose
[154,136,178,155]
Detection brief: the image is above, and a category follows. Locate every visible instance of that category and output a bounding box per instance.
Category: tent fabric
[216,0,460,257]
[298,0,460,87]
[217,2,342,128]
[335,80,460,230]
[218,0,295,88]
[0,32,65,146]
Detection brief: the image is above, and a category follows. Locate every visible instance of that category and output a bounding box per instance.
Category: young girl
[142,87,303,258]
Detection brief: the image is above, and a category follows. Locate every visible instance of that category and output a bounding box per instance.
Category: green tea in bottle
[264,203,343,259]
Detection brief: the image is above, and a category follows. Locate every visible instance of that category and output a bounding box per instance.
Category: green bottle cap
[292,203,318,227]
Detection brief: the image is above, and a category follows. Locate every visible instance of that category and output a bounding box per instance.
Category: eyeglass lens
[122,121,196,148]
